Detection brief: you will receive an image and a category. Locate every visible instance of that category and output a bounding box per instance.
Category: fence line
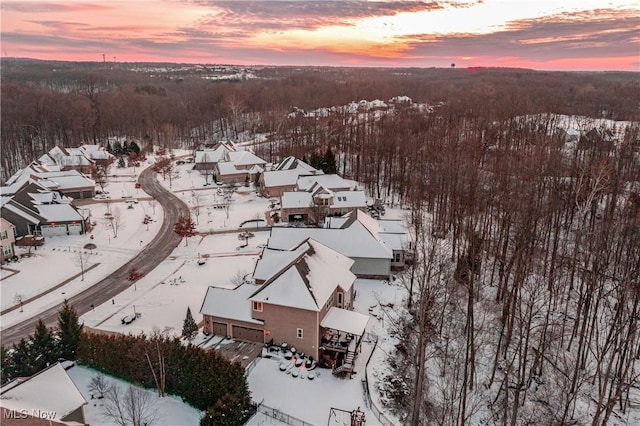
[255,401,314,426]
[362,334,398,426]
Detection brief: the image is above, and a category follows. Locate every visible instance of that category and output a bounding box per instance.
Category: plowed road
[1,168,189,347]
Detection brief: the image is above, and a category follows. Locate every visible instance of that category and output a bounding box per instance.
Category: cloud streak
[1,0,637,70]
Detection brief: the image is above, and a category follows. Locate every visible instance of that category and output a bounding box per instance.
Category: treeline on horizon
[1,58,638,180]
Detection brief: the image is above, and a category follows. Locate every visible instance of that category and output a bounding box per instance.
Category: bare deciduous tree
[101,384,158,426]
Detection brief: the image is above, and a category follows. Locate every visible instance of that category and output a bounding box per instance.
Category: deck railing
[362,333,399,426]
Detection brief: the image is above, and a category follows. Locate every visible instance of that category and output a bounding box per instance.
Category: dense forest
[2,59,639,425]
[1,58,637,180]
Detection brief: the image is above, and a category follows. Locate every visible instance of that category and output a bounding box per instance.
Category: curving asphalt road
[1,167,190,347]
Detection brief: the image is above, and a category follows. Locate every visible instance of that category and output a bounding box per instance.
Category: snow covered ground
[67,364,202,426]
[2,155,407,426]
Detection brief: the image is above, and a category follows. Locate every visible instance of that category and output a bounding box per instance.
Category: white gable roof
[227,151,266,167]
[268,223,392,260]
[200,284,264,324]
[216,162,242,176]
[321,307,370,336]
[251,239,355,311]
[0,362,86,421]
[253,244,309,283]
[297,174,351,192]
[275,156,319,173]
[331,191,367,209]
[262,170,301,188]
[281,191,312,209]
[35,204,84,222]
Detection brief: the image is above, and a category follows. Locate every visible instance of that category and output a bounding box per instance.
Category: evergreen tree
[106,141,114,154]
[31,319,59,371]
[123,140,130,154]
[1,346,14,384]
[182,307,198,340]
[57,300,83,360]
[323,147,338,174]
[117,156,126,168]
[129,141,141,155]
[112,140,123,155]
[9,338,35,380]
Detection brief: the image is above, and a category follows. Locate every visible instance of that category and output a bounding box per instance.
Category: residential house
[0,182,89,238]
[0,362,87,425]
[38,146,95,174]
[200,239,370,369]
[277,173,366,224]
[214,151,267,184]
[267,209,408,277]
[280,185,367,224]
[0,217,17,264]
[193,141,236,172]
[258,157,323,197]
[2,165,95,200]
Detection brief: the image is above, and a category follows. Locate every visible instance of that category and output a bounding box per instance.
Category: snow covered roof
[35,204,84,222]
[34,174,95,190]
[253,244,309,283]
[275,156,318,174]
[297,174,351,192]
[2,200,43,224]
[268,223,392,260]
[281,191,312,209]
[194,146,228,163]
[379,232,408,251]
[227,151,266,167]
[376,218,406,234]
[0,362,87,421]
[250,239,355,311]
[200,284,265,324]
[3,170,93,196]
[330,191,367,209]
[262,170,303,188]
[28,191,56,204]
[216,162,243,176]
[321,307,370,336]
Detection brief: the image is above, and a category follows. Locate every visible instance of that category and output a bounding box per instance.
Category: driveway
[1,167,190,347]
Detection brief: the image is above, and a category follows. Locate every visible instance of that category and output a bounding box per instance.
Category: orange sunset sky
[1,0,638,70]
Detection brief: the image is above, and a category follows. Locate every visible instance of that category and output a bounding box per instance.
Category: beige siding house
[200,239,368,364]
[0,217,16,264]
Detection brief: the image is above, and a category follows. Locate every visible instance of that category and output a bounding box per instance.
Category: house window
[393,252,402,263]
[0,230,6,240]
[252,301,263,312]
[297,328,303,339]
[326,293,334,309]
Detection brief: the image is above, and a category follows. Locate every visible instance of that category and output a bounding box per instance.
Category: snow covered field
[67,364,202,426]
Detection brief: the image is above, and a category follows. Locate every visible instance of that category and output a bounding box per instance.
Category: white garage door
[68,223,83,235]
[41,224,68,237]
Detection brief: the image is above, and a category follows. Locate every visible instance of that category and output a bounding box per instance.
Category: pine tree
[129,141,141,155]
[117,156,126,168]
[31,319,59,371]
[57,300,84,360]
[182,307,198,340]
[323,147,338,174]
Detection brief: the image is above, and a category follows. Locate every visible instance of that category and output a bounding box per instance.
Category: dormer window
[252,301,263,312]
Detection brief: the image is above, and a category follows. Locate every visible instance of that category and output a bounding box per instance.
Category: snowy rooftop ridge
[0,362,87,421]
[250,239,355,311]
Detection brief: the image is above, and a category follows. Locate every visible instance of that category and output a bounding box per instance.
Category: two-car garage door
[40,224,68,238]
[232,325,264,343]
[40,223,83,238]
